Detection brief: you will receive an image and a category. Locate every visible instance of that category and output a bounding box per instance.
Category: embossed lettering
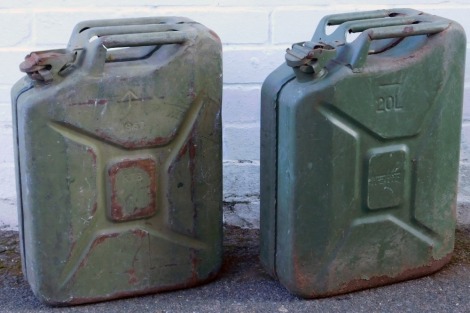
[123,121,145,131]
[376,84,402,113]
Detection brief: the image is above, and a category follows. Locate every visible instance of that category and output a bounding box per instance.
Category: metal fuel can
[260,8,466,298]
[11,17,222,305]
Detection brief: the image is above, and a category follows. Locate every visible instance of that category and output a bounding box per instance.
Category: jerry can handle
[68,16,193,46]
[72,16,192,35]
[313,8,421,40]
[69,24,184,50]
[345,21,449,69]
[82,30,194,75]
[310,8,450,70]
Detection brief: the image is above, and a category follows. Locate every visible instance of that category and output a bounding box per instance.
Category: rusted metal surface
[20,50,75,82]
[327,253,453,298]
[261,8,466,298]
[11,16,222,305]
[107,158,157,222]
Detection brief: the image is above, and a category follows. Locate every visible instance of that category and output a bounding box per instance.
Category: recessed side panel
[107,158,157,222]
[366,147,407,210]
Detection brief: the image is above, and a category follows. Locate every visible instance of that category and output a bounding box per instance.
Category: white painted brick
[333,0,448,4]
[1,0,214,7]
[0,104,12,126]
[223,125,260,160]
[34,8,269,46]
[0,87,11,105]
[0,52,29,86]
[465,49,470,86]
[0,12,33,47]
[424,8,470,36]
[223,47,286,84]
[216,1,329,5]
[0,197,17,230]
[0,165,16,200]
[272,8,342,44]
[459,163,470,197]
[0,2,469,229]
[460,123,470,163]
[223,85,261,124]
[463,86,470,120]
[0,128,14,165]
[155,7,270,44]
[0,0,33,8]
[457,202,470,226]
[34,10,124,46]
[223,160,259,201]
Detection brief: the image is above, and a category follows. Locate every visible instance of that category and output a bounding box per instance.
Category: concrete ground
[0,207,469,313]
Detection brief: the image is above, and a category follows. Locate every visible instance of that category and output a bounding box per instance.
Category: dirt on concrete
[453,225,470,265]
[0,229,22,285]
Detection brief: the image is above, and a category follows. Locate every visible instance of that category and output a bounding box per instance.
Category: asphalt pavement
[0,215,469,312]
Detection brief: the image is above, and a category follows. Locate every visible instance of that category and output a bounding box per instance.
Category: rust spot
[190,249,200,285]
[208,29,221,42]
[86,147,97,166]
[70,99,108,106]
[90,202,98,216]
[178,143,188,159]
[168,133,197,174]
[95,129,176,149]
[78,233,120,270]
[108,158,157,222]
[188,140,197,160]
[126,268,138,285]
[66,264,220,305]
[304,253,453,298]
[292,251,311,294]
[133,229,147,238]
[116,96,153,103]
[403,26,414,34]
[91,233,120,250]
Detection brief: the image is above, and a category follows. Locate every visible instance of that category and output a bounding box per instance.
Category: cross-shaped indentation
[49,95,208,289]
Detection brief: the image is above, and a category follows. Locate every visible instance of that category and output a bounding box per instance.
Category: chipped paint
[261,8,465,299]
[12,16,222,305]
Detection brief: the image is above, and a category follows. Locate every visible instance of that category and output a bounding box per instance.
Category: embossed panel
[107,158,157,222]
[367,147,407,210]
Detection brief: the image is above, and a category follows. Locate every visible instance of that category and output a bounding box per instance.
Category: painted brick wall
[0,1,469,229]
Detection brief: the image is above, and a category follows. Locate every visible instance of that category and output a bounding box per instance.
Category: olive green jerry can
[11,17,222,305]
[260,9,466,297]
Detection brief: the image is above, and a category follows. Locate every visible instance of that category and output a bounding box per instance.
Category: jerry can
[11,17,222,305]
[260,8,466,298]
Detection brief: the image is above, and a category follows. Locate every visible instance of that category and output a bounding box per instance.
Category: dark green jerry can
[11,17,222,305]
[260,8,466,298]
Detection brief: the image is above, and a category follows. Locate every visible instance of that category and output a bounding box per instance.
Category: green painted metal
[11,17,222,305]
[260,8,466,298]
